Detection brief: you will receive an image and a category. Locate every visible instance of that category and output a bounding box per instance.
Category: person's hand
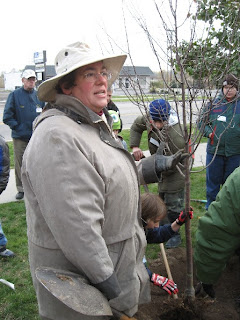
[132,147,144,161]
[195,282,215,298]
[119,316,137,320]
[155,142,182,174]
[151,273,178,295]
[176,207,193,226]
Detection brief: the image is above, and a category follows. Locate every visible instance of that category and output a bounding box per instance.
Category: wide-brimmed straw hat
[38,42,127,102]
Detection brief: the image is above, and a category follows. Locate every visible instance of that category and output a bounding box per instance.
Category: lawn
[1,133,207,319]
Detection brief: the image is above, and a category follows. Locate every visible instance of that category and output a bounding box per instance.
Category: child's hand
[176,207,193,226]
[151,273,178,295]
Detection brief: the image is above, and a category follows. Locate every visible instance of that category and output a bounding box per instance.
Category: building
[115,66,154,93]
[24,65,56,81]
[4,64,154,93]
[4,65,56,91]
[4,72,22,91]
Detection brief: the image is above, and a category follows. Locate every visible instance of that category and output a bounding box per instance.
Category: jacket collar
[33,94,125,149]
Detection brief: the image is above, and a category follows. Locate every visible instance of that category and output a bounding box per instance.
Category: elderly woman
[22,42,181,320]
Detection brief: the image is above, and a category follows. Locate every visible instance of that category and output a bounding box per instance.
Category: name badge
[36,107,42,113]
[149,137,160,147]
[217,115,226,122]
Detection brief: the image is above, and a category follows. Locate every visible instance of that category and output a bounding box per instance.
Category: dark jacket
[194,166,240,284]
[146,224,176,244]
[0,135,10,194]
[3,87,44,141]
[130,114,185,192]
[200,92,240,156]
[106,101,122,132]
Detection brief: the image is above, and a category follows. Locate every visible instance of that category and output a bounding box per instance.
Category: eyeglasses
[82,71,112,82]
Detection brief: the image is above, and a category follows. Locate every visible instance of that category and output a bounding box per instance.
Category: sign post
[34,51,47,84]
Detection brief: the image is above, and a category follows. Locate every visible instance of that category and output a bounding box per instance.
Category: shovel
[35,267,112,316]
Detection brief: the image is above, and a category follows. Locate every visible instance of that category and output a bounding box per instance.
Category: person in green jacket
[199,74,240,209]
[194,166,240,298]
[130,99,185,248]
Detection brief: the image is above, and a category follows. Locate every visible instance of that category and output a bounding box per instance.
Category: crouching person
[141,193,192,295]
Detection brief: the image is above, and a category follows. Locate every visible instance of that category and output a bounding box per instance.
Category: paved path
[0,143,207,205]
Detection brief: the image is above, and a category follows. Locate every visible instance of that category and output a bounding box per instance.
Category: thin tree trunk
[184,157,195,302]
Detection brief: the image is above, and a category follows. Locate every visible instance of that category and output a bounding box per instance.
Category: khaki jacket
[22,94,159,319]
[130,115,185,192]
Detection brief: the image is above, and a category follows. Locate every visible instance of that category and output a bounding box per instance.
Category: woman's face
[62,61,109,113]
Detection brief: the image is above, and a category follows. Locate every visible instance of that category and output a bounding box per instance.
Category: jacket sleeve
[0,136,10,194]
[130,115,147,148]
[146,224,176,244]
[198,102,213,138]
[3,92,18,129]
[136,155,159,185]
[194,167,240,284]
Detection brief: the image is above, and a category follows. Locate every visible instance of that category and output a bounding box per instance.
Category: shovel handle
[160,243,178,299]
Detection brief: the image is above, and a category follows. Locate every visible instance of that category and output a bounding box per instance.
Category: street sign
[35,63,45,73]
[34,51,47,64]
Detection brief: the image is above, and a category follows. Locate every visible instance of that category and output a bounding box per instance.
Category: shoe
[0,246,15,258]
[165,234,181,249]
[16,192,24,200]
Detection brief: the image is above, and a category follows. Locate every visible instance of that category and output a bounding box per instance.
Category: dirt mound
[135,247,240,320]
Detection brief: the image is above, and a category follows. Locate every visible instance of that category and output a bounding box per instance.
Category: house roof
[119,66,154,76]
[24,65,56,78]
[24,65,154,78]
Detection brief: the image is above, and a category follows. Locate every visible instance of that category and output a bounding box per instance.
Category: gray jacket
[22,94,159,319]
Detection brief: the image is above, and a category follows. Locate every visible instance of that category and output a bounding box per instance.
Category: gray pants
[13,138,28,192]
[159,189,184,224]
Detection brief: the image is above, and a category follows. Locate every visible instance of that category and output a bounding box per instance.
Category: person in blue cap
[130,99,185,248]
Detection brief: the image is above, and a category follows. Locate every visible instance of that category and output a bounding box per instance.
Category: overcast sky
[1,0,201,74]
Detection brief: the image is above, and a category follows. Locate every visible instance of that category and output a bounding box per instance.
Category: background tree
[103,0,240,308]
[177,0,240,81]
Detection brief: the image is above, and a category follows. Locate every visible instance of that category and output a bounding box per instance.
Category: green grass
[7,141,14,169]
[121,129,149,152]
[0,131,207,319]
[0,201,39,319]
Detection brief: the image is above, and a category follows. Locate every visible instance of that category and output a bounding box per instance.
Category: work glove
[176,207,193,226]
[195,282,215,298]
[151,273,178,295]
[155,142,182,175]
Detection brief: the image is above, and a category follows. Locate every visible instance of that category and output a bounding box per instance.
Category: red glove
[151,273,178,295]
[176,207,193,226]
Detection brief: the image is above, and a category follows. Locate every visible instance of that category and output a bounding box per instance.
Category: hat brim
[38,53,127,102]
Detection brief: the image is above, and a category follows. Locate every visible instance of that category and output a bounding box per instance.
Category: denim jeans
[0,221,7,247]
[206,153,240,209]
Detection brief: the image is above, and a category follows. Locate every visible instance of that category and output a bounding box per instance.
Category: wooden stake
[160,242,178,299]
